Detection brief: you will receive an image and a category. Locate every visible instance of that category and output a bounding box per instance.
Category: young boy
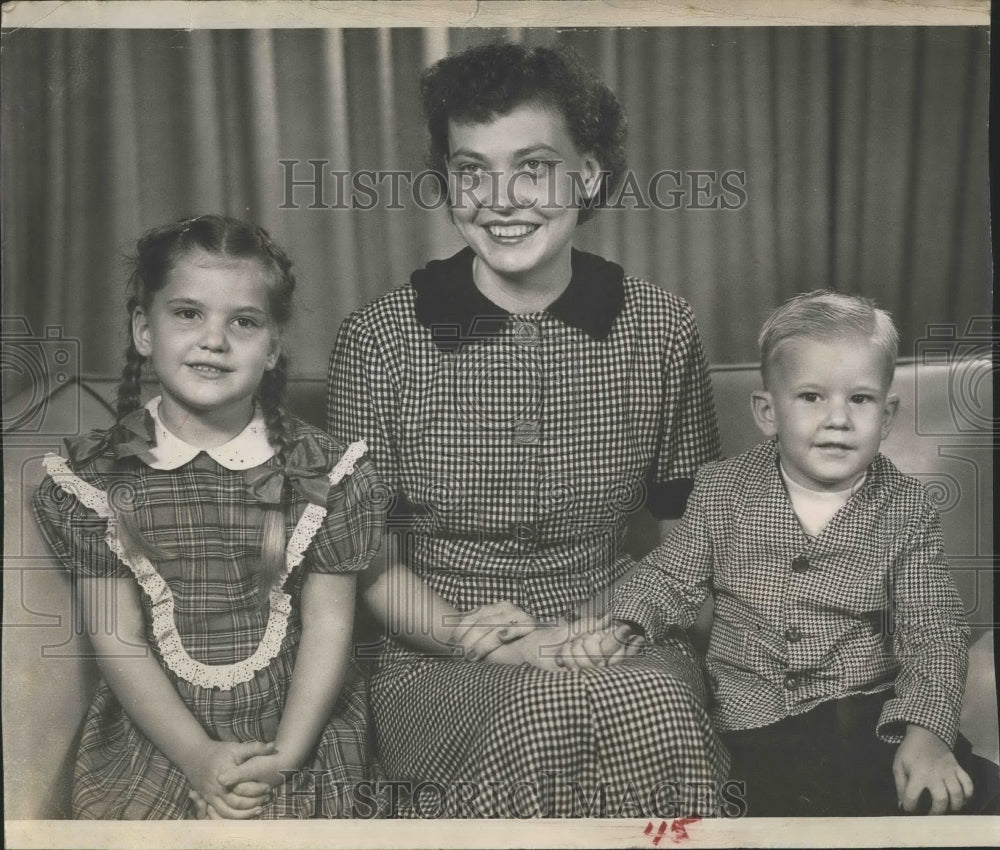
[565,291,997,816]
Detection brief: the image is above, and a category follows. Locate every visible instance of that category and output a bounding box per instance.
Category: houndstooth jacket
[613,440,971,747]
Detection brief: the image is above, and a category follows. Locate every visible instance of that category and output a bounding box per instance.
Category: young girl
[32,215,383,819]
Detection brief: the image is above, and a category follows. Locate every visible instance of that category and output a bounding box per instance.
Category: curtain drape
[2,27,990,392]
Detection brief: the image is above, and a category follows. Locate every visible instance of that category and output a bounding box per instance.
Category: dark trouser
[721,690,1000,816]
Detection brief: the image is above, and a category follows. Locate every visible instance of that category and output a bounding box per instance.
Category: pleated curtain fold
[1,27,989,390]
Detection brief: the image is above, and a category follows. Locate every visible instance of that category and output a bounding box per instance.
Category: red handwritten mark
[644,820,668,845]
[645,817,702,846]
[669,816,702,843]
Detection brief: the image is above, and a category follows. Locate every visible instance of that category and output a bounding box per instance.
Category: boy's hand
[893,724,974,814]
[556,617,646,672]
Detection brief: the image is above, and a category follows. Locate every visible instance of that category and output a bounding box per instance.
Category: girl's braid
[115,283,147,418]
[257,353,294,463]
[254,224,297,463]
[116,341,146,419]
[255,352,296,608]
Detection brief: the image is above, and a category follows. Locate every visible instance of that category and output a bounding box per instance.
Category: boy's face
[445,101,601,291]
[751,335,899,492]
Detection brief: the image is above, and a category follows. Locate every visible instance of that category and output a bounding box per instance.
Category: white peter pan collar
[137,397,275,471]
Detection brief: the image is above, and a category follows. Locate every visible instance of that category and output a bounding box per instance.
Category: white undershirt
[779,463,866,538]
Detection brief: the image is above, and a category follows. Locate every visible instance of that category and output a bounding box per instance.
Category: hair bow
[242,436,332,507]
[65,408,157,467]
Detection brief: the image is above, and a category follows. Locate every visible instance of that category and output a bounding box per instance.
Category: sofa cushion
[2,359,993,817]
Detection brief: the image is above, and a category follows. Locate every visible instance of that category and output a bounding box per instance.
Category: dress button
[791,555,810,573]
[784,673,800,691]
[513,523,537,550]
[512,320,540,345]
[514,420,540,444]
[785,626,803,643]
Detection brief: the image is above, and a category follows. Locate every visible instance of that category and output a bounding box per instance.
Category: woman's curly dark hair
[421,41,627,223]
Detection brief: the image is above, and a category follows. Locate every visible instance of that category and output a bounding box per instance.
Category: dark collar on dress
[412,247,626,351]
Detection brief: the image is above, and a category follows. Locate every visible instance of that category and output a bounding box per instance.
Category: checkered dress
[613,441,971,748]
[327,248,728,817]
[32,416,383,819]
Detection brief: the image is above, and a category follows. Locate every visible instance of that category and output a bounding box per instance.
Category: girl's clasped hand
[187,741,293,819]
[185,741,277,819]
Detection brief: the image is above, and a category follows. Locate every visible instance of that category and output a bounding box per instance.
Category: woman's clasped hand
[450,603,646,671]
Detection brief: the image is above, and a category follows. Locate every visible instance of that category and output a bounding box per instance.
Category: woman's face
[446,102,601,291]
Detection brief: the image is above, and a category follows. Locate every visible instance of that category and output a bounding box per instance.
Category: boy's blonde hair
[758,290,899,388]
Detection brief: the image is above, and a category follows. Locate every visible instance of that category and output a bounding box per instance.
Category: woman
[327,41,728,818]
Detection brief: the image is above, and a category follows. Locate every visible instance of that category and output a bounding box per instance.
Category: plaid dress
[327,248,729,817]
[32,400,384,819]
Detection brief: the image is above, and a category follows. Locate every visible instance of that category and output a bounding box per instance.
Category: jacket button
[785,626,803,642]
[784,673,800,690]
[791,555,810,572]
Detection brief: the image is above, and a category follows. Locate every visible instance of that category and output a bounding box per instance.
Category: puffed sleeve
[646,297,722,519]
[303,450,386,575]
[326,310,400,493]
[31,465,131,579]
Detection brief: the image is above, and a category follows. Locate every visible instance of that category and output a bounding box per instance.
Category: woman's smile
[483,221,540,241]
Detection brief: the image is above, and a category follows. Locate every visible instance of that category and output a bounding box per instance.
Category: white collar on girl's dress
[135,397,275,471]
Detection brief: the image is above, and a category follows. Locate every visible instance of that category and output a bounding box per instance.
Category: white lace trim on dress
[41,439,368,691]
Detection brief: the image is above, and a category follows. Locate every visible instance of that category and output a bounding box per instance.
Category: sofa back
[2,358,992,818]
